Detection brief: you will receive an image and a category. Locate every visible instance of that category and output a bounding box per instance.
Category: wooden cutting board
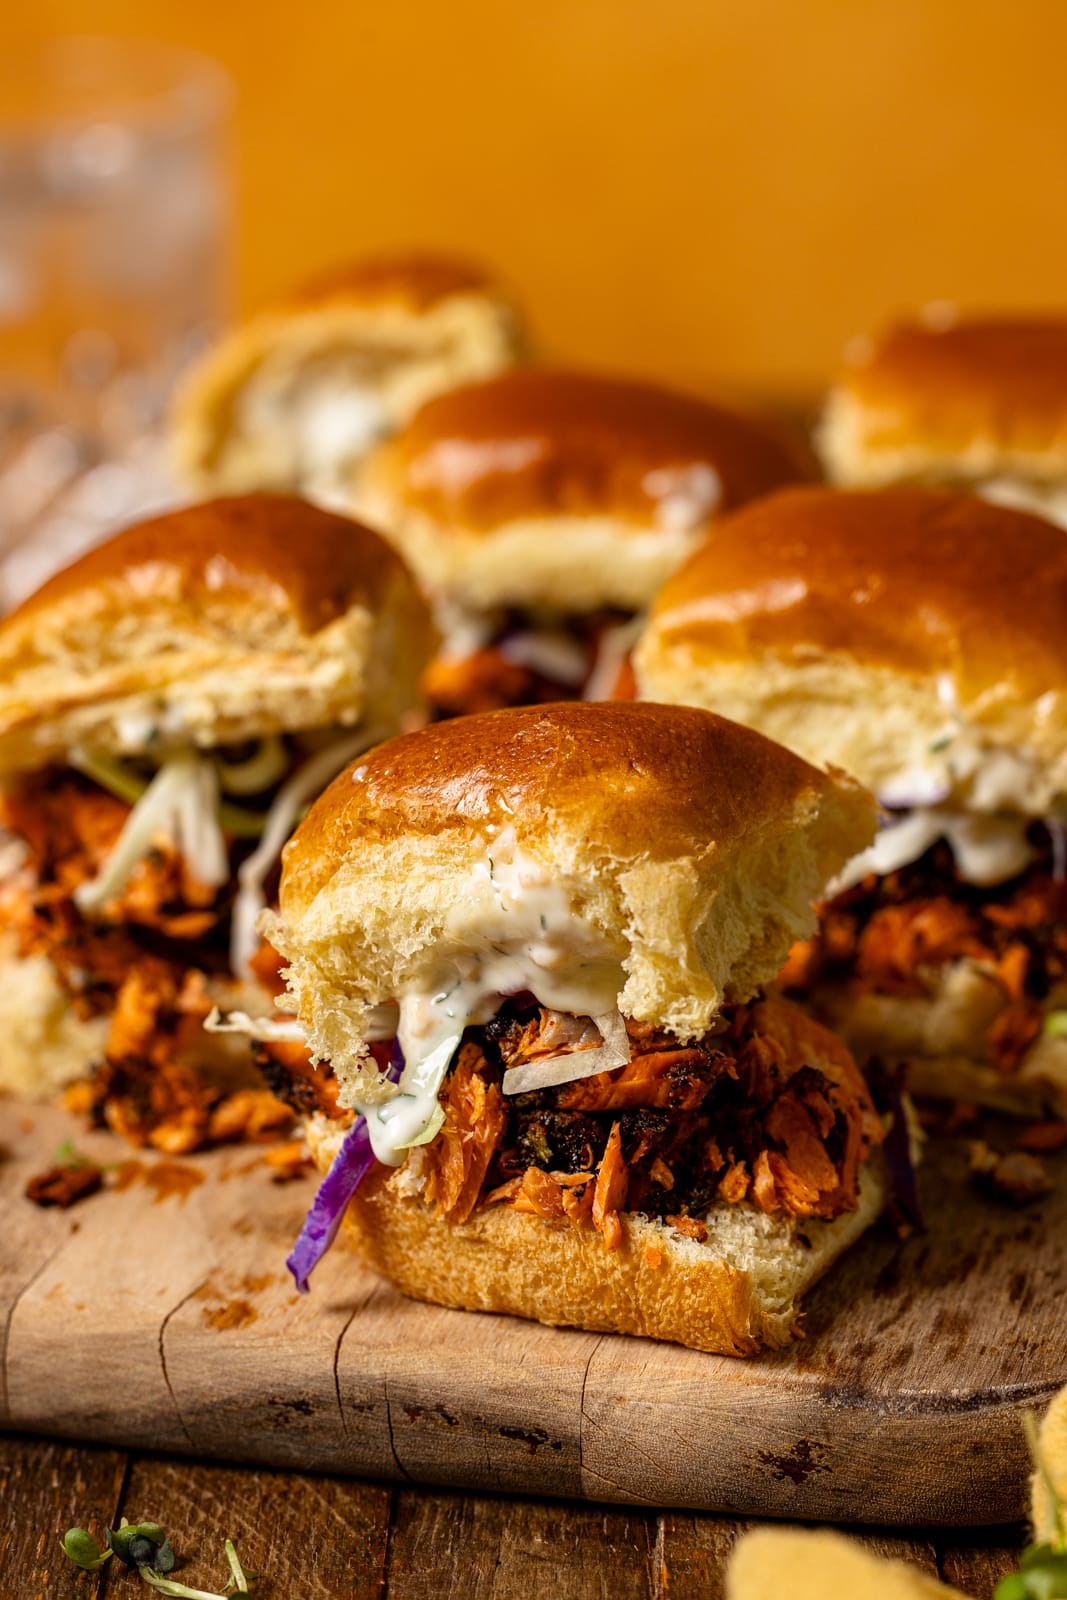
[2,1100,1063,1526]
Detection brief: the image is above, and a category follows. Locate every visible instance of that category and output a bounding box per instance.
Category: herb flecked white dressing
[353,827,629,1166]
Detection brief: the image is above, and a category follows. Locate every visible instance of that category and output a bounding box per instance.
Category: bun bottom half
[0,944,109,1096]
[904,1056,1067,1118]
[310,1127,888,1356]
[0,944,272,1102]
[805,968,1067,1118]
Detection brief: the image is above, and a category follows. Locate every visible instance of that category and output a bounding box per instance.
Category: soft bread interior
[308,1116,888,1357]
[173,295,519,498]
[0,945,109,1096]
[807,959,1067,1117]
[633,647,1067,815]
[819,385,1067,494]
[350,493,706,614]
[0,566,428,773]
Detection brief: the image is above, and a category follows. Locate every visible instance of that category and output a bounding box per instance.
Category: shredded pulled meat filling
[421,610,633,719]
[2,773,224,939]
[1,770,290,1152]
[781,835,1067,1075]
[422,645,571,719]
[418,1042,508,1225]
[492,994,881,1244]
[268,992,881,1251]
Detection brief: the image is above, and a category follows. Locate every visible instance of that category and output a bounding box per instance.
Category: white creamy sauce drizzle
[836,725,1056,892]
[240,374,388,488]
[978,477,1067,530]
[210,835,631,1165]
[583,614,644,702]
[498,629,590,686]
[833,807,1035,893]
[110,702,194,752]
[643,464,722,532]
[877,729,1039,813]
[354,828,627,1166]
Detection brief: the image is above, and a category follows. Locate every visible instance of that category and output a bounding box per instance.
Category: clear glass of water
[0,37,232,603]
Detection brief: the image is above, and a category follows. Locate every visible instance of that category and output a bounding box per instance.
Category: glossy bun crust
[171,252,522,497]
[354,368,808,612]
[821,315,1067,490]
[364,368,806,530]
[279,252,507,314]
[0,493,433,773]
[636,486,1067,808]
[267,703,874,1080]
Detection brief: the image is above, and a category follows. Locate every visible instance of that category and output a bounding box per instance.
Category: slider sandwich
[0,493,433,1150]
[260,702,887,1355]
[352,367,808,716]
[820,309,1067,524]
[171,252,522,504]
[635,486,1067,1115]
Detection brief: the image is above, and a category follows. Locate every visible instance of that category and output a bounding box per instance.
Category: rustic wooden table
[0,1433,1025,1599]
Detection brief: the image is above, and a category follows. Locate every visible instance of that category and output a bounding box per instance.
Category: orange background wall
[5,1,1067,403]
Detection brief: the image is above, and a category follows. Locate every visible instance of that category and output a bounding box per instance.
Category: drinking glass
[0,37,233,604]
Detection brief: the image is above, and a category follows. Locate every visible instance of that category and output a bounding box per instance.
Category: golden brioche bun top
[282,700,856,906]
[0,494,433,771]
[362,367,807,533]
[270,704,873,1071]
[277,250,507,315]
[834,314,1067,465]
[644,486,1067,705]
[4,492,409,639]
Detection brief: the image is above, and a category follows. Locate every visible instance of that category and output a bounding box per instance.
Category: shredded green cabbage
[70,752,149,807]
[74,748,268,840]
[74,754,230,916]
[216,735,289,797]
[229,729,382,978]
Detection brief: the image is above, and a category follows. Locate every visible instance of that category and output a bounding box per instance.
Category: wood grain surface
[2,1101,1063,1527]
[0,1435,1026,1600]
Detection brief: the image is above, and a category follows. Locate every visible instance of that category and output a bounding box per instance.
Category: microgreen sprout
[137,1543,256,1599]
[995,1547,1067,1600]
[138,1573,230,1598]
[108,1518,174,1572]
[54,1138,96,1168]
[58,1514,256,1594]
[59,1527,111,1570]
[224,1540,253,1594]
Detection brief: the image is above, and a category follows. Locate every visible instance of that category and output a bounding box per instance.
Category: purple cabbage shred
[286,1040,404,1293]
[881,1077,924,1231]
